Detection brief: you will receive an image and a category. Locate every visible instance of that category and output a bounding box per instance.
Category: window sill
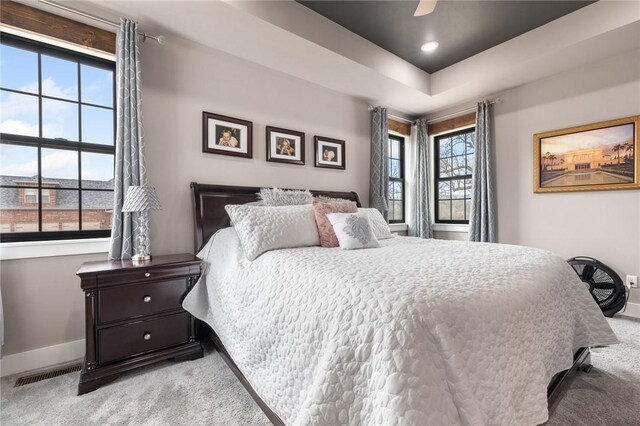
[432,223,469,233]
[0,237,110,260]
[389,223,409,232]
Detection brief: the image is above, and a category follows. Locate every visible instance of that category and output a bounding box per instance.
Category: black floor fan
[567,256,627,317]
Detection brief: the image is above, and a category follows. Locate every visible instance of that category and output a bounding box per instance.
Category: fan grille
[568,257,626,317]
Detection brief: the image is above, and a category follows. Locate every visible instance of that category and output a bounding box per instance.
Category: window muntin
[387,135,405,223]
[435,128,475,224]
[0,33,115,242]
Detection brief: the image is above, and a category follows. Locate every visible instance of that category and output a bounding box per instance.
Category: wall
[493,49,640,305]
[0,35,371,361]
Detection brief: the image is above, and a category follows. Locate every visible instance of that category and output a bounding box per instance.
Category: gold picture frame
[533,115,639,193]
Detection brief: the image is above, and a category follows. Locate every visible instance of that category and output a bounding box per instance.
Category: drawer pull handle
[144,272,151,278]
[143,332,151,341]
[143,295,151,303]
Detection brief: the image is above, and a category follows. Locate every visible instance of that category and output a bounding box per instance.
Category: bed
[184,182,617,425]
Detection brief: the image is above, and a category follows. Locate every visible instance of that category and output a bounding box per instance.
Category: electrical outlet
[627,275,638,288]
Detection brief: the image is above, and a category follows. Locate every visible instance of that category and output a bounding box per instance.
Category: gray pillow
[259,187,313,206]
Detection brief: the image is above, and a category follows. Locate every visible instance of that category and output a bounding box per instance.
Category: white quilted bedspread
[183,228,617,426]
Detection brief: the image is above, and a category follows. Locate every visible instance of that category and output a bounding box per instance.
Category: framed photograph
[203,111,253,158]
[266,126,305,165]
[314,136,345,170]
[534,116,639,193]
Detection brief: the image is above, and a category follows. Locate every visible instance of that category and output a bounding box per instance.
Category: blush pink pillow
[312,199,358,247]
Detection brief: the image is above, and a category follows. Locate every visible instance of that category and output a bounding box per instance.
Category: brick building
[0,175,113,233]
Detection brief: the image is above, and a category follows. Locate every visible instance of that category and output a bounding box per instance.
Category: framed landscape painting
[534,116,639,193]
[203,111,253,158]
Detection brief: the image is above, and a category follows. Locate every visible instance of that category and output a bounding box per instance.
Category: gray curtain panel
[412,118,433,238]
[469,100,496,243]
[109,19,148,260]
[370,107,389,219]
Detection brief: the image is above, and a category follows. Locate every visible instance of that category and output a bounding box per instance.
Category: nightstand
[76,254,204,395]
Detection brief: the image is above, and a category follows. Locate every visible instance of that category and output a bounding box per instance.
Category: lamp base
[131,253,152,263]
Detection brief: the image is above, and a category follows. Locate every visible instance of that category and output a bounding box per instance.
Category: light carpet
[1,316,638,425]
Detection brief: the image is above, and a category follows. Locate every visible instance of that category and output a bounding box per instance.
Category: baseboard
[620,301,640,319]
[0,339,85,378]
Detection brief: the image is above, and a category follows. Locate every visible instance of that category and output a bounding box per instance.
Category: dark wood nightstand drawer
[98,312,190,364]
[98,278,188,324]
[96,265,196,287]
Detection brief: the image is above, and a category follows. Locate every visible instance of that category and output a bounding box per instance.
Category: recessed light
[421,41,439,53]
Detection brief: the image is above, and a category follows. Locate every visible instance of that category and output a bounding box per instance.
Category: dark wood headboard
[190,182,361,253]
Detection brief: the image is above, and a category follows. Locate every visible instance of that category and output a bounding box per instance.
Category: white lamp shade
[121,186,162,212]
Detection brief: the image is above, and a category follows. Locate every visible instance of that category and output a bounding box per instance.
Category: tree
[548,154,557,170]
[613,144,624,165]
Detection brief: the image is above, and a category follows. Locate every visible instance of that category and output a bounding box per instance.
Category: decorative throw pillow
[359,208,394,240]
[326,211,380,250]
[314,195,352,204]
[312,199,358,247]
[259,187,313,206]
[225,204,320,260]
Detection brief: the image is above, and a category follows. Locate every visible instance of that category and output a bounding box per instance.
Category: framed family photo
[266,126,305,165]
[533,115,639,193]
[314,136,345,170]
[203,111,253,158]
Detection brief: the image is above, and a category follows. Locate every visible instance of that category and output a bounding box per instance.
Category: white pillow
[326,211,380,250]
[225,204,320,260]
[358,208,394,240]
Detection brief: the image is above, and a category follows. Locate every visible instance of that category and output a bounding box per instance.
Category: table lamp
[121,186,162,262]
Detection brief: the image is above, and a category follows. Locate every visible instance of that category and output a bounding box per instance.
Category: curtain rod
[39,0,166,45]
[367,106,416,124]
[426,98,503,124]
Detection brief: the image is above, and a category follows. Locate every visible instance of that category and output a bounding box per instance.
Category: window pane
[389,158,401,178]
[42,98,79,141]
[0,143,38,181]
[0,44,38,93]
[82,190,113,230]
[452,155,466,176]
[438,181,450,200]
[81,64,113,107]
[452,199,465,221]
[43,189,78,231]
[438,200,451,221]
[82,152,114,189]
[439,158,452,178]
[452,135,465,155]
[465,199,472,220]
[41,55,78,101]
[389,139,400,159]
[439,137,451,158]
[41,148,78,188]
[451,179,466,199]
[464,178,473,198]
[391,200,403,221]
[0,90,39,136]
[81,105,113,145]
[466,132,475,154]
[465,152,474,174]
[0,187,39,232]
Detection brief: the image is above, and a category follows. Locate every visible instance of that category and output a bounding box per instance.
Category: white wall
[0,35,371,360]
[493,49,640,304]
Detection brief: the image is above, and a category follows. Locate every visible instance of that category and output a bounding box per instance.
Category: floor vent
[14,363,82,387]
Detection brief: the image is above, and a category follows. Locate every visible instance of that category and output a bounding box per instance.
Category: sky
[541,124,635,155]
[0,43,114,182]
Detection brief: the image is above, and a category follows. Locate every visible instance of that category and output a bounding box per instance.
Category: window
[0,33,115,242]
[435,128,474,224]
[387,135,405,223]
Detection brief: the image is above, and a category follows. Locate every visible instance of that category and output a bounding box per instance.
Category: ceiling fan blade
[414,0,438,16]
